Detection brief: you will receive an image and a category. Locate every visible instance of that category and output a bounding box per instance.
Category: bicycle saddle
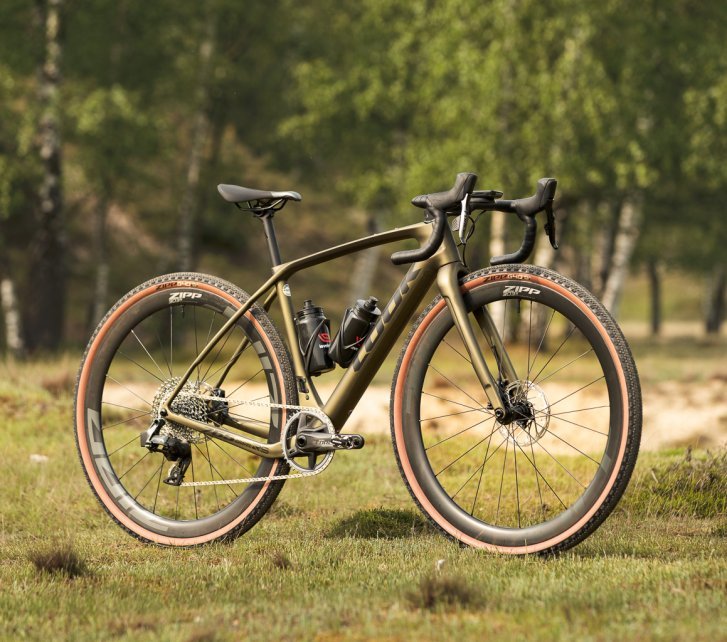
[217,184,302,204]
[411,172,478,211]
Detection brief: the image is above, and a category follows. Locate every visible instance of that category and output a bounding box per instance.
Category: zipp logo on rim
[503,285,540,296]
[169,292,202,303]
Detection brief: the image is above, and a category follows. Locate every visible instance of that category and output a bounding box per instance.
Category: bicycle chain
[173,393,335,487]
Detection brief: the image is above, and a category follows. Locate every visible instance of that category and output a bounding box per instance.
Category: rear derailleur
[139,418,192,486]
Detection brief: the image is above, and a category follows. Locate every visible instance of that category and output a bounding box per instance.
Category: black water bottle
[329,297,381,367]
[296,300,334,376]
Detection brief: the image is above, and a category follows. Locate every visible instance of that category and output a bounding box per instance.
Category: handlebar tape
[391,209,447,265]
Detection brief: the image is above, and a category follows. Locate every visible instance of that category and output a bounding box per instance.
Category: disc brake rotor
[498,380,550,446]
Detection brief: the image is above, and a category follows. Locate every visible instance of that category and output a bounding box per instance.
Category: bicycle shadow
[326,508,435,539]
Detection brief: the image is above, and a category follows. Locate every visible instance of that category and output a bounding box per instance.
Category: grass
[1,357,726,641]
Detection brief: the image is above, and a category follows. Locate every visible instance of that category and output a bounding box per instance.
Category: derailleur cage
[140,418,193,486]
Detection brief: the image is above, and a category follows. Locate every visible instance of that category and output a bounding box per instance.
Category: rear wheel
[391,265,641,554]
[74,273,297,545]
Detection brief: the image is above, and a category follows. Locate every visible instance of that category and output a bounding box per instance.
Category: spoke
[204,344,253,387]
[548,376,606,409]
[118,350,164,383]
[435,425,502,477]
[530,324,578,384]
[526,301,533,376]
[103,410,152,431]
[174,481,180,520]
[204,440,221,511]
[107,433,142,457]
[154,328,173,378]
[534,439,588,487]
[169,306,174,376]
[526,308,556,382]
[134,461,164,501]
[470,416,496,516]
[208,438,256,477]
[533,348,594,386]
[191,456,198,519]
[200,326,235,383]
[545,429,601,465]
[131,329,166,378]
[498,299,508,381]
[514,440,568,511]
[443,338,472,365]
[224,411,270,425]
[105,374,152,408]
[103,400,149,414]
[496,439,508,522]
[452,454,489,500]
[117,450,151,480]
[225,368,264,398]
[546,405,611,418]
[152,460,165,513]
[543,413,609,437]
[421,391,480,411]
[421,408,479,422]
[530,441,545,521]
[428,364,488,410]
[194,443,239,498]
[425,416,492,451]
[194,305,201,382]
[514,439,521,528]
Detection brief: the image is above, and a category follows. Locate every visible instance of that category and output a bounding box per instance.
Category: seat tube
[436,262,508,412]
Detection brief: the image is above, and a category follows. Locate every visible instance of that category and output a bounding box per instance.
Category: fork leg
[436,263,514,413]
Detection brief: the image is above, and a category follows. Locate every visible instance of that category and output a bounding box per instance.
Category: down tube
[323,259,439,429]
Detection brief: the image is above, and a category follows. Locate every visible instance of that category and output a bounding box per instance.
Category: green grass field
[0,356,725,642]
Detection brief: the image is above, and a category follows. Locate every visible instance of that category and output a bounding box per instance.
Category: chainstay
[175,393,334,487]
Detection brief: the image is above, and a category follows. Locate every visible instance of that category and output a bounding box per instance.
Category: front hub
[497,380,550,447]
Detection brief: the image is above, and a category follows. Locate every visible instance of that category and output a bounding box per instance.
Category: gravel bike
[74,173,642,553]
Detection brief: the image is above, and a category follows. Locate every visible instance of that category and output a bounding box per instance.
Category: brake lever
[458,194,469,242]
[544,203,558,250]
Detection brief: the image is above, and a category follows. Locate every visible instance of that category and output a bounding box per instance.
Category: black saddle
[217,184,302,204]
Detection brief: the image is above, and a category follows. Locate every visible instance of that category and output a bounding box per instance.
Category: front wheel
[391,265,641,554]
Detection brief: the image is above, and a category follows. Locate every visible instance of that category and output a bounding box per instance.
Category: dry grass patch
[28,542,89,579]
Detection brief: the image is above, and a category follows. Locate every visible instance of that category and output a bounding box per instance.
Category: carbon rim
[397,274,627,548]
[77,280,287,539]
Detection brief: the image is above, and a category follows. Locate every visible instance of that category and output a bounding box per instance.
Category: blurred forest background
[0,0,726,355]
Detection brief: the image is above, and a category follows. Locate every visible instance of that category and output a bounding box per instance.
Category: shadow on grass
[28,541,90,579]
[327,508,434,539]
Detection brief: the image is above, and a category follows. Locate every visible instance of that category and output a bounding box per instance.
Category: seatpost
[260,212,282,267]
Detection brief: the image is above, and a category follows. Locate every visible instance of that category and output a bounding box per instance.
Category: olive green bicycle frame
[161,218,518,458]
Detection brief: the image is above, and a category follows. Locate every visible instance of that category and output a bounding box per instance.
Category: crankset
[294,430,365,453]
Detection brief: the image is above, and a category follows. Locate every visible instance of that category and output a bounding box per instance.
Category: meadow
[0,348,725,642]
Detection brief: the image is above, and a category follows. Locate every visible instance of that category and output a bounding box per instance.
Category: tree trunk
[601,199,642,318]
[25,0,65,351]
[92,195,110,326]
[596,202,619,296]
[348,214,380,302]
[647,258,662,337]
[1,274,25,357]
[177,15,215,272]
[705,265,726,335]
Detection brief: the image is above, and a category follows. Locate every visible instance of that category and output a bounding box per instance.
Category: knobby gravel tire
[74,273,298,546]
[390,265,642,554]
